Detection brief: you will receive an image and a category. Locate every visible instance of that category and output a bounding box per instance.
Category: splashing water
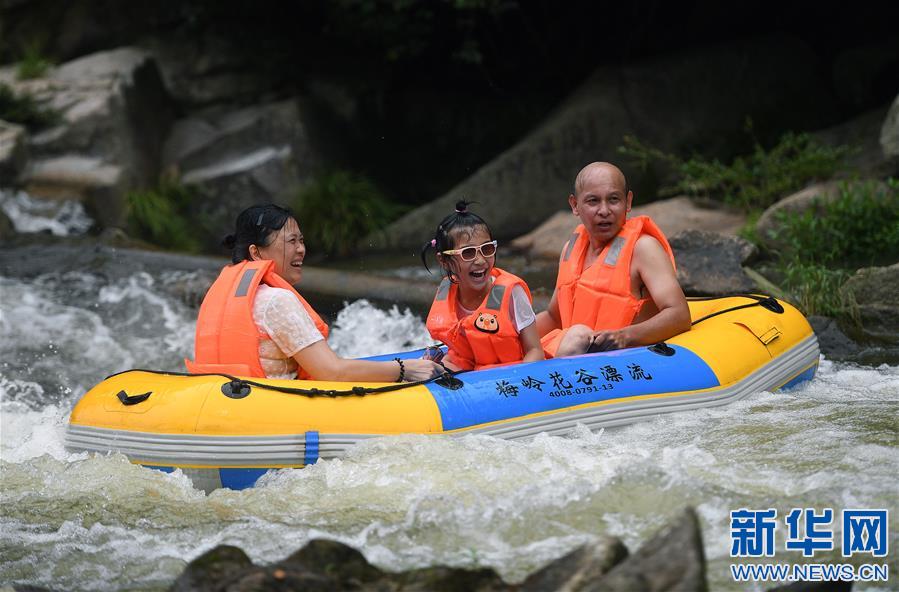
[0,190,94,236]
[1,271,897,591]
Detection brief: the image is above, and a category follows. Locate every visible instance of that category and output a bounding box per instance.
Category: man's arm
[625,235,691,344]
[535,239,567,337]
[535,289,561,337]
[591,235,690,349]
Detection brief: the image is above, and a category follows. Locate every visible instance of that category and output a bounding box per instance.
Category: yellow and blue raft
[65,295,819,490]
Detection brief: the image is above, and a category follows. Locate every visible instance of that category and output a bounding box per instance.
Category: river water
[1,199,897,591]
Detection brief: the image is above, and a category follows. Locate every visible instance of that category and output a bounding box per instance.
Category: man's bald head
[573,162,628,197]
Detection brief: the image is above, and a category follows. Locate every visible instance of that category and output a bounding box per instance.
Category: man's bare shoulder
[633,234,675,275]
[633,234,665,258]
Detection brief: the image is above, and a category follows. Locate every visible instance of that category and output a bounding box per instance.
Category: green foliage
[16,44,53,80]
[291,170,408,258]
[619,131,851,212]
[772,179,899,268]
[126,179,202,252]
[777,262,851,318]
[0,82,60,129]
[769,179,899,317]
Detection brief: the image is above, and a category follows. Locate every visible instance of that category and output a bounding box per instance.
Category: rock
[170,545,253,592]
[146,35,281,108]
[1,47,174,227]
[374,36,838,248]
[163,100,323,250]
[812,101,897,177]
[880,94,899,159]
[0,120,28,183]
[807,316,862,359]
[520,538,629,591]
[0,206,14,241]
[669,230,758,296]
[19,156,125,228]
[754,180,892,248]
[171,538,510,592]
[512,197,746,260]
[275,539,384,586]
[592,507,707,592]
[841,263,899,343]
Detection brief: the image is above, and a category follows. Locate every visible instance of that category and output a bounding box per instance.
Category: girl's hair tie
[430,239,437,247]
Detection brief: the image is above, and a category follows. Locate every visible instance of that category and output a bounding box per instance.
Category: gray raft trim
[65,335,819,466]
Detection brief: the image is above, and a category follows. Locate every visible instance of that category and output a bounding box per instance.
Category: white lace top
[253,285,324,379]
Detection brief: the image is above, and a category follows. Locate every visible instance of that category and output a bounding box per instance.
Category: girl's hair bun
[454,200,470,213]
[222,234,237,249]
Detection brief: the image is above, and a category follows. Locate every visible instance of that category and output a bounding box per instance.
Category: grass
[0,82,60,130]
[16,44,53,80]
[126,179,203,252]
[768,179,898,317]
[291,170,408,258]
[618,130,851,212]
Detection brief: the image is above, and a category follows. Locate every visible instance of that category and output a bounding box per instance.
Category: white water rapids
[1,269,897,591]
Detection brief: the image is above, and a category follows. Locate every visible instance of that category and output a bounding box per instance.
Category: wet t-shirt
[252,285,324,379]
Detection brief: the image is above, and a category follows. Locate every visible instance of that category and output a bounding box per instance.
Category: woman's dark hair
[223,204,295,263]
[420,200,493,282]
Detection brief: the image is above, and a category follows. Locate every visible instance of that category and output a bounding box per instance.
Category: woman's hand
[401,359,444,381]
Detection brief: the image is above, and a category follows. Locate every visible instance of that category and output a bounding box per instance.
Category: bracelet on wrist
[394,358,405,382]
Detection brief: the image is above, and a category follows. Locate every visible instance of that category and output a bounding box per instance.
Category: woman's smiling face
[253,217,306,285]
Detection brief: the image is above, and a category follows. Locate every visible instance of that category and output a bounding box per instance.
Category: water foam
[0,189,93,236]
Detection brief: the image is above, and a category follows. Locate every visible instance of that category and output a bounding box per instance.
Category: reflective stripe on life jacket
[426,267,532,370]
[555,215,675,332]
[185,259,329,377]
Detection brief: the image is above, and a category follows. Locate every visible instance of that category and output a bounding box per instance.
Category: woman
[187,204,442,382]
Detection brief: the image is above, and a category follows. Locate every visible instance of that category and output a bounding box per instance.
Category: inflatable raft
[65,295,819,491]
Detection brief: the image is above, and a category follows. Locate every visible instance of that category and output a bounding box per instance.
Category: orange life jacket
[185,259,329,378]
[426,268,532,370]
[555,215,675,332]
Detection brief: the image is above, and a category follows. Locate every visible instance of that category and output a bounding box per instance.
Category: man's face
[568,169,632,243]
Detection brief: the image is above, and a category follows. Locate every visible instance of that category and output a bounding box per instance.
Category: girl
[421,201,544,371]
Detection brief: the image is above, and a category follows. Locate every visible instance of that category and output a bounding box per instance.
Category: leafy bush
[126,179,202,252]
[772,179,899,268]
[0,82,60,129]
[619,131,851,212]
[16,44,53,80]
[291,170,408,258]
[769,179,898,317]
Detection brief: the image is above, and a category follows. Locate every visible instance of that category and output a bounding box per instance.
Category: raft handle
[759,297,785,314]
[116,390,151,406]
[648,343,676,357]
[222,380,251,399]
[435,374,464,390]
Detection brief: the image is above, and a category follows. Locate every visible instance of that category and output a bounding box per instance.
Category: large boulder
[812,100,898,177]
[1,47,174,228]
[163,99,322,249]
[374,35,839,249]
[520,538,629,591]
[18,155,124,228]
[880,94,899,160]
[146,35,281,108]
[0,120,28,182]
[669,230,758,296]
[592,507,707,592]
[512,197,746,260]
[841,263,899,343]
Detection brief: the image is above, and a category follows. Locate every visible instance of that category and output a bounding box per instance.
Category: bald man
[535,162,691,356]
